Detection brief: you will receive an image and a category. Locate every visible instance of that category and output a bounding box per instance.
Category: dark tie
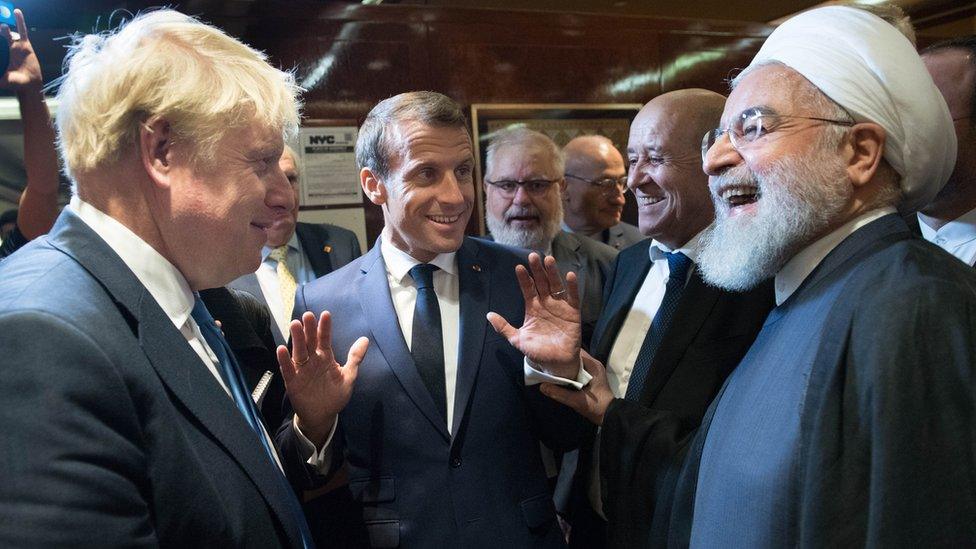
[409,264,447,421]
[190,296,315,549]
[625,252,693,401]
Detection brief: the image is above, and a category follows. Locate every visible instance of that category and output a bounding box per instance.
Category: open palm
[276,311,368,445]
[488,253,581,378]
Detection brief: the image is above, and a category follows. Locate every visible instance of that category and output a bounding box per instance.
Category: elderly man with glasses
[484,127,618,348]
[562,135,644,250]
[538,7,976,547]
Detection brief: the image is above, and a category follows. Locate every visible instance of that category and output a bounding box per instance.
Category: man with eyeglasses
[917,37,976,265]
[562,135,644,251]
[484,127,617,347]
[538,6,976,547]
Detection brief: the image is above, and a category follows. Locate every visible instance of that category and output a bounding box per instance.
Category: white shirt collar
[649,226,709,264]
[379,233,458,285]
[774,207,895,306]
[918,205,976,247]
[69,196,195,330]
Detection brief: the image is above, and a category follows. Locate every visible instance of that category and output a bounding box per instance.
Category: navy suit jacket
[0,211,306,548]
[278,237,585,548]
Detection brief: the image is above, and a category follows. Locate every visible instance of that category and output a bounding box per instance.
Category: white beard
[486,200,564,253]
[698,147,851,292]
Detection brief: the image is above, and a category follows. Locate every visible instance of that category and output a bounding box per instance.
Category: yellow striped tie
[269,245,297,321]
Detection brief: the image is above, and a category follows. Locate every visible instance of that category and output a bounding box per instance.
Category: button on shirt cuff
[523,357,592,390]
[292,415,339,473]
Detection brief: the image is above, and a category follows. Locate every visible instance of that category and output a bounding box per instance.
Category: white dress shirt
[776,207,895,305]
[604,230,704,397]
[70,197,282,469]
[256,232,316,340]
[918,206,976,266]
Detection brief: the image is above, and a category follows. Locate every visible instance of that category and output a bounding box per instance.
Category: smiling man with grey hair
[0,9,319,547]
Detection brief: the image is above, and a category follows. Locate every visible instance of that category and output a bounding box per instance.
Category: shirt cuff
[523,356,592,390]
[292,415,338,473]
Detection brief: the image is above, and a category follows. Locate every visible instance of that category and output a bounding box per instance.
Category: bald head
[562,135,628,235]
[627,88,726,248]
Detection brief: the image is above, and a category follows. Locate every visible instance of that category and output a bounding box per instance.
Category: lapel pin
[472,264,482,272]
[323,245,332,253]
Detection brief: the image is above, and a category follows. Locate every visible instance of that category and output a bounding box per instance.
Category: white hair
[485,127,564,178]
[55,9,302,180]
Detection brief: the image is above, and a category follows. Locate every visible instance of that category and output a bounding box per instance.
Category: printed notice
[297,126,361,206]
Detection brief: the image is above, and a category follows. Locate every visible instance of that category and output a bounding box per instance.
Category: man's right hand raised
[276,311,368,448]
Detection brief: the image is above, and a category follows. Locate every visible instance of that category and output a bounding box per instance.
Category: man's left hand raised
[488,252,581,379]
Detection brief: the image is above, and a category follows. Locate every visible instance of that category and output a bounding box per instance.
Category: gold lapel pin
[323,245,332,253]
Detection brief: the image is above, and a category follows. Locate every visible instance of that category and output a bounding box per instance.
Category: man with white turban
[532,5,976,547]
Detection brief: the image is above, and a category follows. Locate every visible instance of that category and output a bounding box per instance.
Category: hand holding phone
[0,5,42,92]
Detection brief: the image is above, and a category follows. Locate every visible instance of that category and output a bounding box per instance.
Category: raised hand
[540,350,614,425]
[276,311,369,447]
[487,252,581,379]
[0,9,43,92]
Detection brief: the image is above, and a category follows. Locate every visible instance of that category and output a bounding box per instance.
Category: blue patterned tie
[409,263,447,422]
[190,295,315,549]
[625,252,693,401]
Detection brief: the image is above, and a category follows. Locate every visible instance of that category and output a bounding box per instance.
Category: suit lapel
[639,273,720,405]
[357,245,452,442]
[451,238,489,439]
[229,273,285,347]
[50,212,302,548]
[553,232,586,299]
[296,222,334,278]
[590,242,653,361]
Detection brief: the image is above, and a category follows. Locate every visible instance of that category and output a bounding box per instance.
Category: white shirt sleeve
[523,356,592,390]
[290,415,339,473]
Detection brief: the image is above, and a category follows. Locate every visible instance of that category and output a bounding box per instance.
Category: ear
[361,167,387,206]
[845,123,886,188]
[558,177,568,195]
[140,117,175,189]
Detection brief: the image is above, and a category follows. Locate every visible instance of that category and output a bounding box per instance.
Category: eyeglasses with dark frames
[484,178,559,197]
[701,107,854,162]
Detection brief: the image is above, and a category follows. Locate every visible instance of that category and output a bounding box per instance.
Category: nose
[266,164,294,211]
[439,171,466,207]
[702,131,742,177]
[512,183,533,206]
[607,183,626,204]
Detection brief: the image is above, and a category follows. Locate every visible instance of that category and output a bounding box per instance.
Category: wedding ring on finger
[294,356,310,367]
[550,289,567,298]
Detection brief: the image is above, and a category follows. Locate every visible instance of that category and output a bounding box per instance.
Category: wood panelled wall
[239,3,773,244]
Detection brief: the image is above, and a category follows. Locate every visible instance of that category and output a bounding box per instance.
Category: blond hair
[55,9,302,179]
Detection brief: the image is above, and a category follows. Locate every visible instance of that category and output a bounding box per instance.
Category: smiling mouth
[428,214,462,224]
[720,185,761,208]
[637,195,665,206]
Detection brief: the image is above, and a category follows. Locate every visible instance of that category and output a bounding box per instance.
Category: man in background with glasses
[484,127,617,347]
[562,135,643,251]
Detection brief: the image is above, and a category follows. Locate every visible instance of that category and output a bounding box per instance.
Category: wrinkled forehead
[722,64,814,126]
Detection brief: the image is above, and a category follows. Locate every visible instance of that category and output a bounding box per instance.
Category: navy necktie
[190,296,315,549]
[625,252,693,401]
[409,264,447,421]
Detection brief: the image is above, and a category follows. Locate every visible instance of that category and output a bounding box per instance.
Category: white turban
[748,6,956,212]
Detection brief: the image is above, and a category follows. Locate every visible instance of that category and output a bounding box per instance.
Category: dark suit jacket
[278,237,586,548]
[0,210,306,548]
[580,239,774,548]
[200,286,288,433]
[551,230,617,348]
[230,222,362,345]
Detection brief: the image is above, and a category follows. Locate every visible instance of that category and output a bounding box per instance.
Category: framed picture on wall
[469,103,642,235]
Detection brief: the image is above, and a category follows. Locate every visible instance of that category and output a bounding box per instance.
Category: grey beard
[698,151,851,292]
[486,204,563,253]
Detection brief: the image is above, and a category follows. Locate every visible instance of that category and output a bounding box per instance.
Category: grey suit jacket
[229,221,362,345]
[603,222,644,250]
[550,230,618,348]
